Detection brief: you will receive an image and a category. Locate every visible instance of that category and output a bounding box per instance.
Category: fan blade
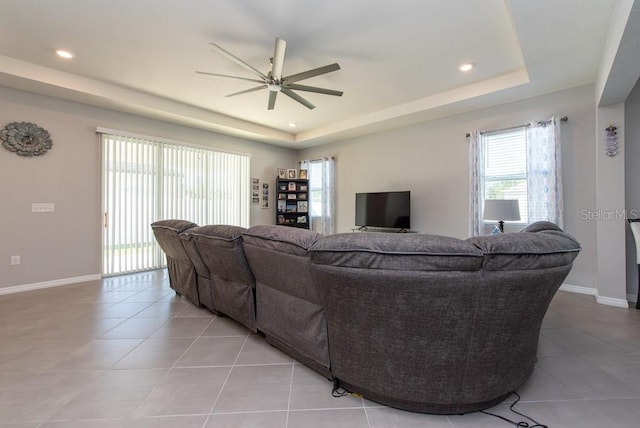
[284,63,341,84]
[226,85,267,97]
[209,42,268,80]
[286,83,343,97]
[268,91,278,110]
[196,71,265,84]
[271,38,287,80]
[281,88,315,109]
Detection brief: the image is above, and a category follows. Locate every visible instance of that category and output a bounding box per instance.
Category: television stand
[351,227,417,233]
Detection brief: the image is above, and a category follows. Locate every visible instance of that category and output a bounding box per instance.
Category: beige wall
[0,86,296,289]
[300,85,598,290]
[0,83,609,295]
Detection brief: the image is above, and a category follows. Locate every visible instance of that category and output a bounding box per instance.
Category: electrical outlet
[10,255,20,265]
[32,203,54,213]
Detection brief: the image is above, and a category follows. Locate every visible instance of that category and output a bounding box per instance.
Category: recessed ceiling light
[56,49,74,59]
[459,63,474,72]
[288,122,297,128]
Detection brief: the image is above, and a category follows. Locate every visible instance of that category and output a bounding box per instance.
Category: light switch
[32,203,55,212]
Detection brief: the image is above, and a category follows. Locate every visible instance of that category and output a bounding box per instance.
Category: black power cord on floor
[479,392,548,428]
[332,381,548,427]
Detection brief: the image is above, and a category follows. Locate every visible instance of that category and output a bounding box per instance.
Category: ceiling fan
[196,37,343,110]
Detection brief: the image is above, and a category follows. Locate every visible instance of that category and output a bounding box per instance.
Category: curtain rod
[465,116,568,138]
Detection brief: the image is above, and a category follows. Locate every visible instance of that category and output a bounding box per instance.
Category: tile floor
[1,270,640,427]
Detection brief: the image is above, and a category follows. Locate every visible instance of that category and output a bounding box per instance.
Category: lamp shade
[483,199,521,221]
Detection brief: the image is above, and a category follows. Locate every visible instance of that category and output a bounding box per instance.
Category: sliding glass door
[101,131,250,276]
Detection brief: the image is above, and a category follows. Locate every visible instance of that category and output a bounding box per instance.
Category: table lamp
[483,199,521,233]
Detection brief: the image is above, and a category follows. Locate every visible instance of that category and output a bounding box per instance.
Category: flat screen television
[355,191,410,229]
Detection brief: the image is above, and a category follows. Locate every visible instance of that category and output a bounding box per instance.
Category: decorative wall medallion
[605,125,618,157]
[0,122,53,157]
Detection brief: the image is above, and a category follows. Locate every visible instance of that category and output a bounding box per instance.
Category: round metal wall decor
[1,122,53,157]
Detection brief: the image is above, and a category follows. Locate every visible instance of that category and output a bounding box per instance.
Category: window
[101,131,250,275]
[483,127,528,224]
[308,160,323,218]
[304,157,336,235]
[469,116,563,236]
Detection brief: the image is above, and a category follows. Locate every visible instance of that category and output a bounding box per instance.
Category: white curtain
[526,116,564,228]
[303,156,336,235]
[321,156,336,235]
[468,131,484,237]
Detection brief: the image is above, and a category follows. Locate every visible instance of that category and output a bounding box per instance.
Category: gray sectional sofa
[152,220,581,414]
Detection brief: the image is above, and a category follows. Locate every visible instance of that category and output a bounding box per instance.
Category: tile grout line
[202,325,252,426]
[361,394,372,428]
[285,359,295,427]
[123,312,216,422]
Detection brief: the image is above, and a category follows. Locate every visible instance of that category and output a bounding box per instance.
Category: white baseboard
[596,295,630,308]
[560,283,630,308]
[0,274,102,295]
[559,284,597,296]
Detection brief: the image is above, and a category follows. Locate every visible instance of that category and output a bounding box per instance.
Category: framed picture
[251,177,260,204]
[278,193,286,200]
[298,193,307,200]
[297,201,308,212]
[299,169,308,180]
[277,168,286,179]
[300,184,308,191]
[287,182,297,191]
[297,215,307,223]
[287,168,297,179]
[287,193,297,200]
[278,214,285,224]
[277,200,286,211]
[261,183,269,209]
[279,183,287,191]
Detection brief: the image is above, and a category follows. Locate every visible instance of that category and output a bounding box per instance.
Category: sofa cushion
[184,224,246,241]
[520,221,564,233]
[310,232,484,271]
[151,219,197,233]
[467,227,581,271]
[242,225,322,256]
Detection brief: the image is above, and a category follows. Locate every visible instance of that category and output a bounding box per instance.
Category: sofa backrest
[466,225,581,271]
[184,224,256,331]
[151,219,198,262]
[180,231,210,279]
[179,226,215,312]
[308,222,581,413]
[150,219,199,305]
[187,225,254,285]
[242,225,329,374]
[309,232,484,271]
[242,225,323,302]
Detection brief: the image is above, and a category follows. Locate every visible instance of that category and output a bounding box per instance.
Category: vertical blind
[101,132,250,276]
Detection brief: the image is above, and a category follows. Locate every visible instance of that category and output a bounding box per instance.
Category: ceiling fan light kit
[197,37,342,110]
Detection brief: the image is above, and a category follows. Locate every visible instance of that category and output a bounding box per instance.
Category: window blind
[101,132,250,276]
[483,127,528,223]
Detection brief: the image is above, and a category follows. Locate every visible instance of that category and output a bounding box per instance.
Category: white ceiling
[0,0,630,148]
